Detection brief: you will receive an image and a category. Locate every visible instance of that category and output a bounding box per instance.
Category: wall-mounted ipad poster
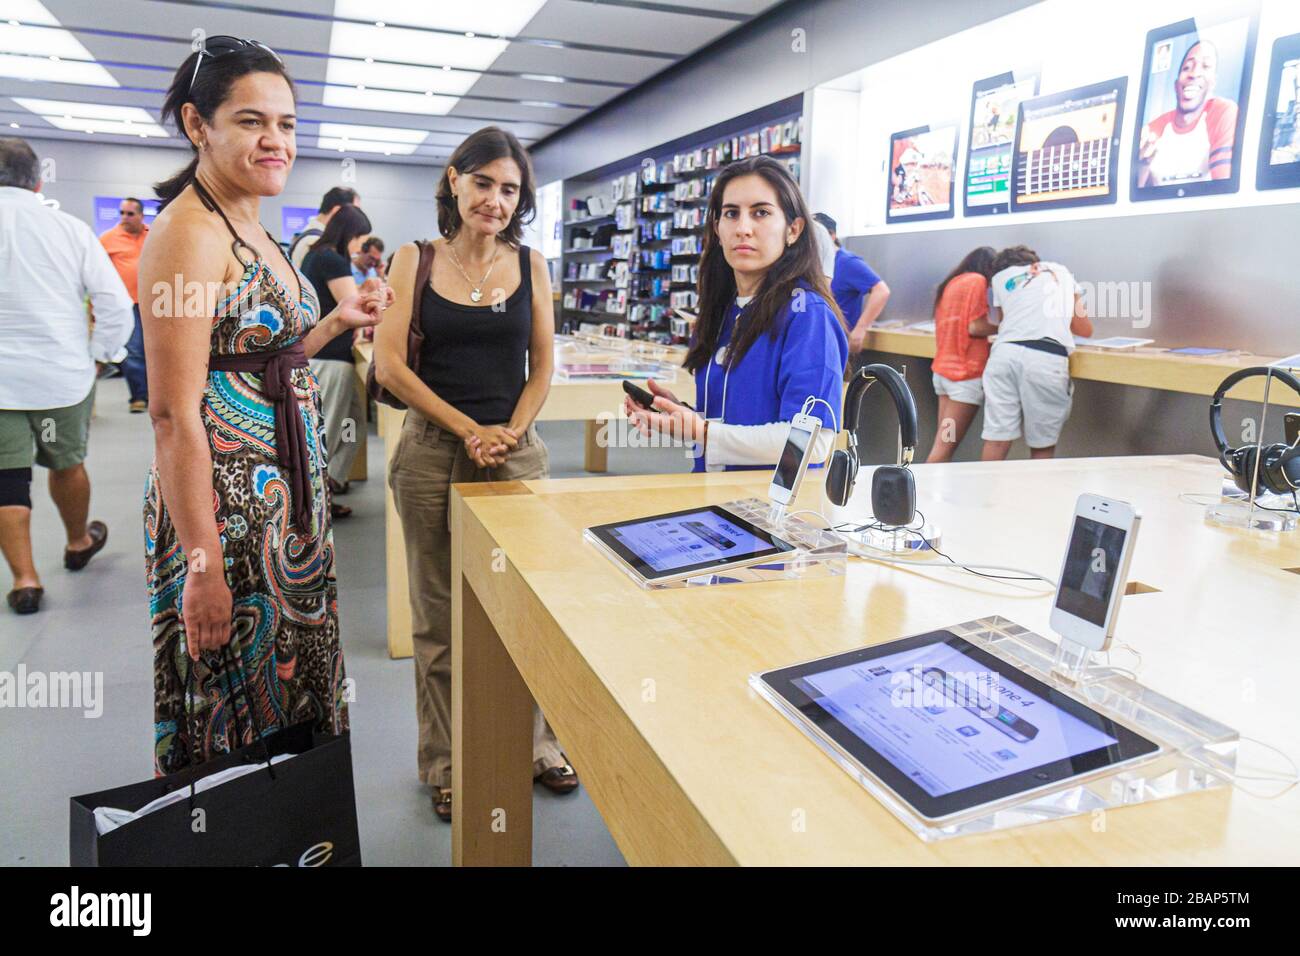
[1256,32,1300,191]
[1131,6,1259,201]
[1010,78,1127,212]
[964,70,1040,216]
[885,124,959,224]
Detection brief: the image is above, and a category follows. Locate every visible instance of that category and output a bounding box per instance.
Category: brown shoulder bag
[366,239,435,410]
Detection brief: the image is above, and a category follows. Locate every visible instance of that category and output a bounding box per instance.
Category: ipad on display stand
[1256,32,1300,192]
[754,628,1160,825]
[586,505,798,588]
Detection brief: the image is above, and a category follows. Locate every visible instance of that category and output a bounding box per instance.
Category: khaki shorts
[0,386,96,471]
[980,345,1073,448]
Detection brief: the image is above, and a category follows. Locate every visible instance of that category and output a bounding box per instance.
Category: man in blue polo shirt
[813,213,890,356]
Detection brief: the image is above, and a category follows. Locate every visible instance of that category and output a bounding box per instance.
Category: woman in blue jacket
[625,155,847,470]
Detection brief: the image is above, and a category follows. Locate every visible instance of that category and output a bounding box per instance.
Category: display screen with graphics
[1132,10,1258,201]
[587,505,796,581]
[964,71,1040,215]
[1055,516,1127,627]
[1011,78,1127,211]
[886,124,959,223]
[1257,33,1300,191]
[758,630,1158,820]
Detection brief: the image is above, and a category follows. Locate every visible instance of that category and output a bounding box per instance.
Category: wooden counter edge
[450,485,738,867]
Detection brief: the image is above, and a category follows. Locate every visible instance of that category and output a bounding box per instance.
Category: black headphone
[1209,366,1300,497]
[826,364,919,526]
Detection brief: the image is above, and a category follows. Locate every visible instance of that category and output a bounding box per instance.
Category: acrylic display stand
[840,518,943,555]
[751,615,1239,842]
[1205,478,1297,533]
[585,497,847,591]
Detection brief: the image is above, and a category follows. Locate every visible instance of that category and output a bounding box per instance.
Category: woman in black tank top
[373,127,578,821]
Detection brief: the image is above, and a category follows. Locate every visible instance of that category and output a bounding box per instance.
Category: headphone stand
[1205,477,1298,533]
[845,518,943,556]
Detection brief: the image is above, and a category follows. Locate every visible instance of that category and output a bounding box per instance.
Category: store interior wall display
[0,0,1296,902]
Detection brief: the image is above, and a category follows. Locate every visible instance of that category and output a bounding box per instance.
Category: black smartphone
[623,380,655,410]
[1286,412,1299,447]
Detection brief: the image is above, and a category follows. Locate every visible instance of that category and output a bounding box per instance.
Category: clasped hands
[464,424,521,469]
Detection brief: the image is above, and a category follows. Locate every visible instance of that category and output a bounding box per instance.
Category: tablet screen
[590,505,795,580]
[762,630,1158,819]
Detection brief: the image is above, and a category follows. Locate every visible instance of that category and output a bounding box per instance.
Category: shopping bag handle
[179,639,279,811]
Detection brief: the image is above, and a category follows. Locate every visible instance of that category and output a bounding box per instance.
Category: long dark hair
[154,42,294,207]
[436,126,535,245]
[684,156,838,374]
[312,204,372,259]
[933,246,996,313]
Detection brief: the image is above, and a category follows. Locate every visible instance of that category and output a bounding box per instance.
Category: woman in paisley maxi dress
[140,41,390,774]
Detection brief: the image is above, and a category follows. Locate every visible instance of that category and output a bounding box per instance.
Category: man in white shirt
[288,186,360,269]
[0,137,133,615]
[970,245,1092,461]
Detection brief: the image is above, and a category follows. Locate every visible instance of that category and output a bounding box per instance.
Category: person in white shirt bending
[0,137,134,615]
[970,245,1092,462]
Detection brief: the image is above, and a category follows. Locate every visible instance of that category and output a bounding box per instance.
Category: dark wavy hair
[684,156,840,374]
[992,244,1040,274]
[933,246,996,313]
[436,126,535,245]
[154,41,295,207]
[311,204,372,260]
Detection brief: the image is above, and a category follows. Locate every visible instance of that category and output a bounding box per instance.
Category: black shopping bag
[70,722,362,867]
[71,644,359,867]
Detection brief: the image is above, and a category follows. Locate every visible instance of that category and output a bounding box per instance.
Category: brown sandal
[433,788,452,823]
[64,521,108,571]
[535,762,580,795]
[7,586,44,615]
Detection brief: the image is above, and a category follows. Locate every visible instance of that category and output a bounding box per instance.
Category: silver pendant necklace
[447,241,500,303]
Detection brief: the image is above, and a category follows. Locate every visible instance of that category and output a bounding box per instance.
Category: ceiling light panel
[323,0,546,114]
[0,0,118,86]
[316,122,429,155]
[11,97,167,136]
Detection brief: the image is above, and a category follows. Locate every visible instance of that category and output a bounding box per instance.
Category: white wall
[21,136,441,250]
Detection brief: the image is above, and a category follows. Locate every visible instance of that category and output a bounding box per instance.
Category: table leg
[584,419,608,473]
[451,569,535,867]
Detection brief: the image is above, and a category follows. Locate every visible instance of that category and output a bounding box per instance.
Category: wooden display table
[863,326,1300,407]
[449,456,1300,865]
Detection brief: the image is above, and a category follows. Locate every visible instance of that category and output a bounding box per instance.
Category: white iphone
[769,412,823,508]
[1050,494,1142,652]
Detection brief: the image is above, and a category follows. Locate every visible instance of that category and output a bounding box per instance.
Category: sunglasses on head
[189,36,282,93]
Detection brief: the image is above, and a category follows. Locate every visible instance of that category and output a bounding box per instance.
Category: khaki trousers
[389,411,564,789]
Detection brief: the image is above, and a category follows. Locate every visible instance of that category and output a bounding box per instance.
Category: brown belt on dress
[208,342,313,533]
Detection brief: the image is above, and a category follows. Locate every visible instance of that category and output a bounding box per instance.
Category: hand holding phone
[622,380,656,410]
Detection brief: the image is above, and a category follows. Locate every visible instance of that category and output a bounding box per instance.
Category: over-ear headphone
[1209,366,1300,497]
[826,364,919,526]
